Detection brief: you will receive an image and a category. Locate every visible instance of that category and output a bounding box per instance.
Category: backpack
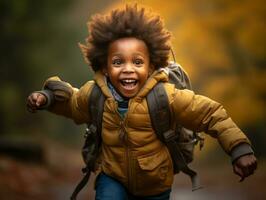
[70,62,204,200]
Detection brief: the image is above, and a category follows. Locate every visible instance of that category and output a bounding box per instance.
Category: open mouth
[120,79,138,89]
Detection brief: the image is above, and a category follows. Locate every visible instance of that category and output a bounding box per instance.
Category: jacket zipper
[115,101,134,192]
[125,132,133,192]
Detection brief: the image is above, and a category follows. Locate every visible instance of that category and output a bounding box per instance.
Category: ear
[102,67,108,77]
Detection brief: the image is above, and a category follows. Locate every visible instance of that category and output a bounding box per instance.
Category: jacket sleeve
[38,76,94,124]
[230,143,254,163]
[170,88,251,154]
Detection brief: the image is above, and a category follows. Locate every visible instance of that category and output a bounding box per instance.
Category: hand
[27,92,47,113]
[233,154,257,182]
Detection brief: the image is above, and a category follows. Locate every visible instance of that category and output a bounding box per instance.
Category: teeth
[124,80,135,83]
[121,79,137,86]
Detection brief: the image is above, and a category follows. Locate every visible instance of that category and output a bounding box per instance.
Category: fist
[27,92,47,113]
[233,154,257,182]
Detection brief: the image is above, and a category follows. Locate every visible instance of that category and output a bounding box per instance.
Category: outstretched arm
[26,76,94,124]
[170,88,257,180]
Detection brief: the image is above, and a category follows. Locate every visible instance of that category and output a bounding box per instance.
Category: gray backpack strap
[147,82,202,191]
[71,84,105,200]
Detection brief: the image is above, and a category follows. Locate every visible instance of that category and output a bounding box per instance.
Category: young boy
[27,4,257,200]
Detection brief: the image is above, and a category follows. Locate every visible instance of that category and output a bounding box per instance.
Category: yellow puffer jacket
[43,69,250,196]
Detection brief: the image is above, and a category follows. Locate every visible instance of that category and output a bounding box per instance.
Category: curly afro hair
[79,4,171,72]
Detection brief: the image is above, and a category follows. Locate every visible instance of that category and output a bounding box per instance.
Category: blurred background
[0,0,265,199]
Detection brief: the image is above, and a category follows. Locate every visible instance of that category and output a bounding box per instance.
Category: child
[27,4,257,200]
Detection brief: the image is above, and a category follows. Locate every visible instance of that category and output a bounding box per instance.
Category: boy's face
[105,37,153,98]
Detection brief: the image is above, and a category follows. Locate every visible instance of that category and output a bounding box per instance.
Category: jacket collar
[94,71,113,98]
[136,68,169,99]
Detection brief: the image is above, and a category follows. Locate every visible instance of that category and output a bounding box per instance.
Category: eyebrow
[111,53,123,57]
[110,52,145,57]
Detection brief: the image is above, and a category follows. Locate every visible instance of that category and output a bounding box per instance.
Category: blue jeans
[95,173,171,200]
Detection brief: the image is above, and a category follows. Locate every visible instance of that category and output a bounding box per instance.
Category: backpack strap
[71,83,105,200]
[89,83,105,135]
[147,82,171,141]
[147,82,202,191]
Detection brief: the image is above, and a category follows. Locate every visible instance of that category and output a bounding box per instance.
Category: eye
[134,59,144,66]
[112,58,123,66]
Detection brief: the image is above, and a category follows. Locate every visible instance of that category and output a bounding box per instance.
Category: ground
[0,142,265,200]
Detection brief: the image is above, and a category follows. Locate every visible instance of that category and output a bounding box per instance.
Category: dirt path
[1,155,265,200]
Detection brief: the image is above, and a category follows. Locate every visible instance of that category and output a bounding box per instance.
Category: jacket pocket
[135,147,173,195]
[137,148,169,171]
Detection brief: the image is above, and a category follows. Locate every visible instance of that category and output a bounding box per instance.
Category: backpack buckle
[84,128,90,138]
[84,124,97,138]
[163,129,177,142]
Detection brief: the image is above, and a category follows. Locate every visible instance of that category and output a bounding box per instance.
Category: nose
[122,63,134,73]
